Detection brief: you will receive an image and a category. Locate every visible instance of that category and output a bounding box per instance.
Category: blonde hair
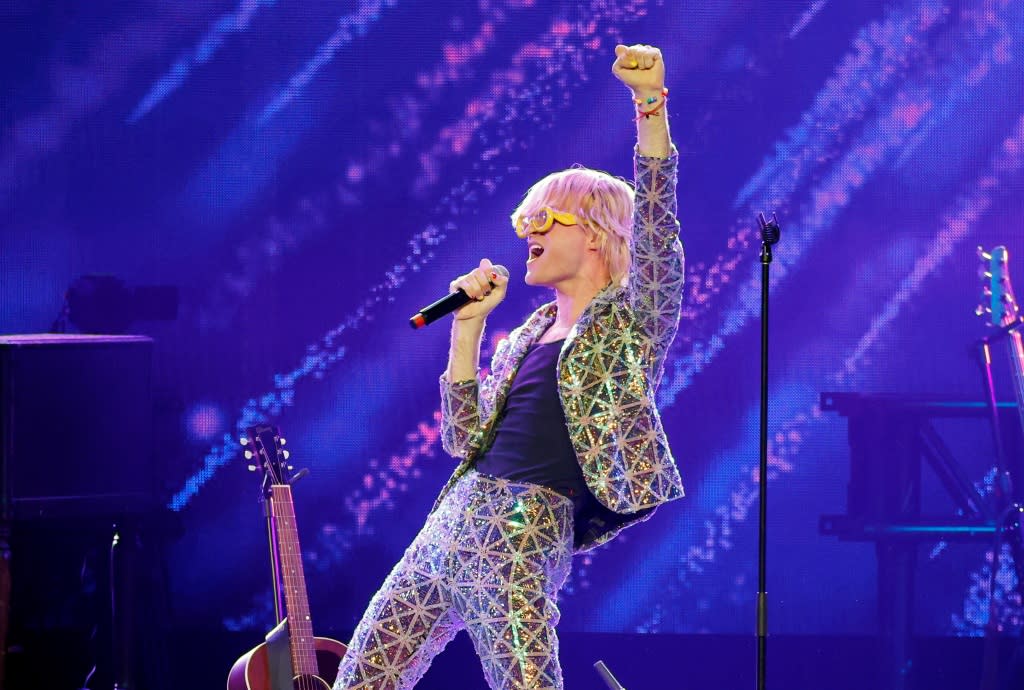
[511,167,634,286]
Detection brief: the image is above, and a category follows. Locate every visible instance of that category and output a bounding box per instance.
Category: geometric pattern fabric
[334,470,574,689]
[437,149,686,550]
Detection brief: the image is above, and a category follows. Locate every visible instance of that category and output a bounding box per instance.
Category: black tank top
[474,340,588,500]
[474,340,643,548]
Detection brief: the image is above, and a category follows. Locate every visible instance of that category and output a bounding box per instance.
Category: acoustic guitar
[227,424,346,690]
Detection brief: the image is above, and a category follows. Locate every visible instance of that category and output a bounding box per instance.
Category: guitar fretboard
[270,484,318,676]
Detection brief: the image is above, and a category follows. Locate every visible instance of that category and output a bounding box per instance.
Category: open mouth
[528,244,544,261]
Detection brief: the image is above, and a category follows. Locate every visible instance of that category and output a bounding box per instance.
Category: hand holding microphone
[409,259,510,329]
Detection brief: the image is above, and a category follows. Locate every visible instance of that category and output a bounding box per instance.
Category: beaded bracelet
[634,87,669,121]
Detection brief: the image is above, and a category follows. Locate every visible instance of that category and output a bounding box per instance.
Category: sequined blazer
[437,148,685,551]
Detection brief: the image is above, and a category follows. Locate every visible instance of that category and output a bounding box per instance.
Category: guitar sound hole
[293,675,331,690]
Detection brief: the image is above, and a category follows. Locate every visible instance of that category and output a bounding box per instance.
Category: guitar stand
[263,618,294,690]
[975,326,1024,690]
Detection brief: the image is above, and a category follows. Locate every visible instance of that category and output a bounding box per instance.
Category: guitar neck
[269,484,318,677]
[1009,328,1024,436]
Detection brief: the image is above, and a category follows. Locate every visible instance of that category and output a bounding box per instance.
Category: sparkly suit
[438,147,686,550]
[334,149,684,689]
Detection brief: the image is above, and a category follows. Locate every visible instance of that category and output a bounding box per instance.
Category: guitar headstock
[241,423,292,493]
[977,246,1021,329]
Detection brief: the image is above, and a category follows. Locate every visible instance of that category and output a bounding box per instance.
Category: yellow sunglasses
[513,206,578,238]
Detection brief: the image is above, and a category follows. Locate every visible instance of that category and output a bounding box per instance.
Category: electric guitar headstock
[977,246,1021,329]
[241,423,294,496]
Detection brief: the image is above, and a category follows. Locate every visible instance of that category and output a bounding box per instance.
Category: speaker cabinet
[0,334,156,521]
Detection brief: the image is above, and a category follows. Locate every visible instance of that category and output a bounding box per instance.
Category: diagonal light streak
[169,226,444,510]
[258,0,400,125]
[790,0,832,39]
[128,0,278,123]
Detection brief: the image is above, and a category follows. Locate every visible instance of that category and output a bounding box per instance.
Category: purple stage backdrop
[2,0,1024,641]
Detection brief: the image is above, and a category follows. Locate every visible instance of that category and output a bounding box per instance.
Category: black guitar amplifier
[0,334,157,521]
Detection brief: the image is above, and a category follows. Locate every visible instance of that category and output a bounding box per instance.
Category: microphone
[409,265,509,329]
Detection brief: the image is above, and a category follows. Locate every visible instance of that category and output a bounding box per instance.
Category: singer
[335,43,685,690]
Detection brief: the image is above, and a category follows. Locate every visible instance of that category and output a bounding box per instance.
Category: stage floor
[5,627,1023,690]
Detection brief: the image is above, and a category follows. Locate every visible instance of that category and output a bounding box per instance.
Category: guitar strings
[275,484,321,689]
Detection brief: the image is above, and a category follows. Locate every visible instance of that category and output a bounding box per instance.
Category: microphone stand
[756,212,780,690]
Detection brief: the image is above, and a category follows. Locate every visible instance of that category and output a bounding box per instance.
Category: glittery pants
[333,470,575,690]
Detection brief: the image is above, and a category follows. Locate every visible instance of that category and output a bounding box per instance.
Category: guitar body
[227,636,346,690]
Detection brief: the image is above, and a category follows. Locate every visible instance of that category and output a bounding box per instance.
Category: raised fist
[612,43,665,96]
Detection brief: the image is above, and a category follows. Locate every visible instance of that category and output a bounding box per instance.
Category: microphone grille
[492,265,510,278]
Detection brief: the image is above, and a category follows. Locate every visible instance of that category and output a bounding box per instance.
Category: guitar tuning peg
[282,449,291,460]
[287,465,295,472]
[244,449,254,460]
[977,246,991,260]
[240,437,249,446]
[247,464,257,472]
[975,304,987,317]
[982,285,992,297]
[979,267,993,279]
[280,437,287,446]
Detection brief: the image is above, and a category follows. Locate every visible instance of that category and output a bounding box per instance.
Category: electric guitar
[227,424,346,690]
[976,245,1024,690]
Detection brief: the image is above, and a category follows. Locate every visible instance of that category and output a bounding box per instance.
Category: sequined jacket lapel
[437,148,686,551]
